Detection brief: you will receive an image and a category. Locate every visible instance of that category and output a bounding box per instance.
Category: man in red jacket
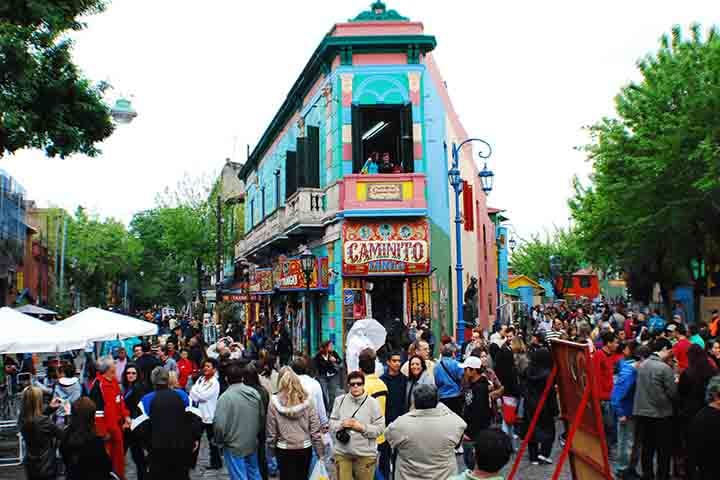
[89,356,131,478]
[593,331,621,453]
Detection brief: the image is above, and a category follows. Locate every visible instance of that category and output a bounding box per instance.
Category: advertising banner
[342,219,430,276]
[272,256,329,291]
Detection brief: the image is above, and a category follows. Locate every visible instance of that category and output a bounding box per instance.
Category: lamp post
[509,237,517,254]
[299,245,316,355]
[445,138,493,355]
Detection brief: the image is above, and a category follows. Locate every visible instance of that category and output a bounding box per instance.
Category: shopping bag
[309,459,329,480]
[501,395,518,425]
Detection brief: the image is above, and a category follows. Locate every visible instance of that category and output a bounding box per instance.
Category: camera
[335,428,351,444]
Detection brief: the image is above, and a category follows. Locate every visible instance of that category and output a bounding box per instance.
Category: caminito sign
[342,219,430,276]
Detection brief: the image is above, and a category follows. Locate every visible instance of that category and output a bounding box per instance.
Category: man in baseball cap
[458,355,492,470]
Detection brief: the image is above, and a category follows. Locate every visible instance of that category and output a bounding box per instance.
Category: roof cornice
[239,33,436,180]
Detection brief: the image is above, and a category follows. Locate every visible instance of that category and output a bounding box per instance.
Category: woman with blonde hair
[266,367,324,480]
[19,385,64,479]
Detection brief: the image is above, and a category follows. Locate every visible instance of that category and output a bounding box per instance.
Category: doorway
[369,277,404,328]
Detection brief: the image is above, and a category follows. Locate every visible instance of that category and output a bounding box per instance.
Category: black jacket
[494,344,519,396]
[314,351,342,377]
[380,371,408,426]
[123,382,148,419]
[20,412,64,479]
[524,365,558,431]
[135,353,161,390]
[61,433,112,480]
[463,378,491,439]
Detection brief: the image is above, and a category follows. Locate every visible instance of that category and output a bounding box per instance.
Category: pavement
[0,435,571,480]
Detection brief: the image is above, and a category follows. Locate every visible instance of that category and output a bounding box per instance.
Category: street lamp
[478,163,495,194]
[445,138,493,355]
[299,245,316,354]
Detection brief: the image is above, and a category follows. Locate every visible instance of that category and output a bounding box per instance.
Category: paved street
[0,435,571,480]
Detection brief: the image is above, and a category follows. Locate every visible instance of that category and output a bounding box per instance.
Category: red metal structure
[508,340,612,480]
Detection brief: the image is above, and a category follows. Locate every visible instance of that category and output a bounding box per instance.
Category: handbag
[309,459,329,480]
[501,396,518,425]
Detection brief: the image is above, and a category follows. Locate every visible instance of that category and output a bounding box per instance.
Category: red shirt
[177,358,196,388]
[673,338,692,372]
[593,348,621,401]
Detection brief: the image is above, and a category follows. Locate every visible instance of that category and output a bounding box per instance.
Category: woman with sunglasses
[329,371,385,480]
[122,363,147,480]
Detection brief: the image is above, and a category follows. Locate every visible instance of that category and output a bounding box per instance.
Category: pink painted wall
[353,53,407,65]
[331,21,424,37]
[425,53,498,332]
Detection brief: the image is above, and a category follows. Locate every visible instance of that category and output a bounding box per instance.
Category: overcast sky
[3,1,717,240]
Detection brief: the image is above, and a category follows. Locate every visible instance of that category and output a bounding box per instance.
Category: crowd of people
[7,302,720,480]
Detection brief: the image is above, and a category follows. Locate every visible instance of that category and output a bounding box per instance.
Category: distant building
[0,171,27,306]
[556,268,600,300]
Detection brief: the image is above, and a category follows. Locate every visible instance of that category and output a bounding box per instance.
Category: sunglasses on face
[126,371,137,376]
[348,382,364,387]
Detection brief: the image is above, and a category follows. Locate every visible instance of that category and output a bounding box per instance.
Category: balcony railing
[338,173,427,217]
[236,188,330,258]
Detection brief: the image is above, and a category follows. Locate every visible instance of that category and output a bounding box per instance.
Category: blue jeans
[614,417,636,473]
[601,401,617,449]
[224,450,261,480]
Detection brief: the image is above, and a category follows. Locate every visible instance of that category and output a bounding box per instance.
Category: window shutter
[296,138,307,188]
[307,126,320,187]
[352,105,362,173]
[399,103,414,173]
[463,181,474,231]
[285,151,297,199]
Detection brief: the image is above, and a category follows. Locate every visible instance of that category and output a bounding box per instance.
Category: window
[285,151,297,199]
[249,198,255,227]
[580,276,591,288]
[274,169,281,209]
[352,104,413,174]
[260,186,266,218]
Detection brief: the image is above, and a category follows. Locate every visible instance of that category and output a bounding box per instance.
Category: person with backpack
[434,343,465,419]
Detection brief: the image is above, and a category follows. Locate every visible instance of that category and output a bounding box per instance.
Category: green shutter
[285,151,297,199]
[307,126,320,188]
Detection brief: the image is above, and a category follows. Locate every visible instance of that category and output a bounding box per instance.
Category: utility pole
[54,213,61,303]
[215,192,223,325]
[58,213,68,300]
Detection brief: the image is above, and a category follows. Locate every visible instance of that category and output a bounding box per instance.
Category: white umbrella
[0,307,86,353]
[14,304,58,316]
[345,318,387,373]
[57,307,157,342]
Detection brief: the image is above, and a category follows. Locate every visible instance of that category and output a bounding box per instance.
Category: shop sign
[272,256,329,291]
[342,219,430,276]
[223,293,260,302]
[367,183,402,201]
[249,268,273,294]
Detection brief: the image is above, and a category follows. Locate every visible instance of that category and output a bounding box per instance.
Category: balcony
[337,173,427,218]
[235,188,331,259]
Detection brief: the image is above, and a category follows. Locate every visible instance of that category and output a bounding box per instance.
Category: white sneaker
[538,455,553,465]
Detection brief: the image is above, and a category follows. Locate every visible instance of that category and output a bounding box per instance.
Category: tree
[130,174,218,309]
[511,228,584,297]
[64,207,142,309]
[570,24,720,307]
[0,0,114,157]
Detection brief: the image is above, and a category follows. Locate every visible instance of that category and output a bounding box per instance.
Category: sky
[2,0,718,240]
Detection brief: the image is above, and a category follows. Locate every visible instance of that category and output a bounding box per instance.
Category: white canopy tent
[57,307,157,342]
[14,304,57,316]
[0,307,86,353]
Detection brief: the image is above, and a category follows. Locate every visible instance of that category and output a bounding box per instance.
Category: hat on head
[666,324,677,333]
[459,356,483,369]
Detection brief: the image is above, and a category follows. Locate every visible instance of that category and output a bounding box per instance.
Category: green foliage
[130,174,218,308]
[64,207,142,307]
[511,228,584,296]
[0,0,114,157]
[570,24,720,303]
